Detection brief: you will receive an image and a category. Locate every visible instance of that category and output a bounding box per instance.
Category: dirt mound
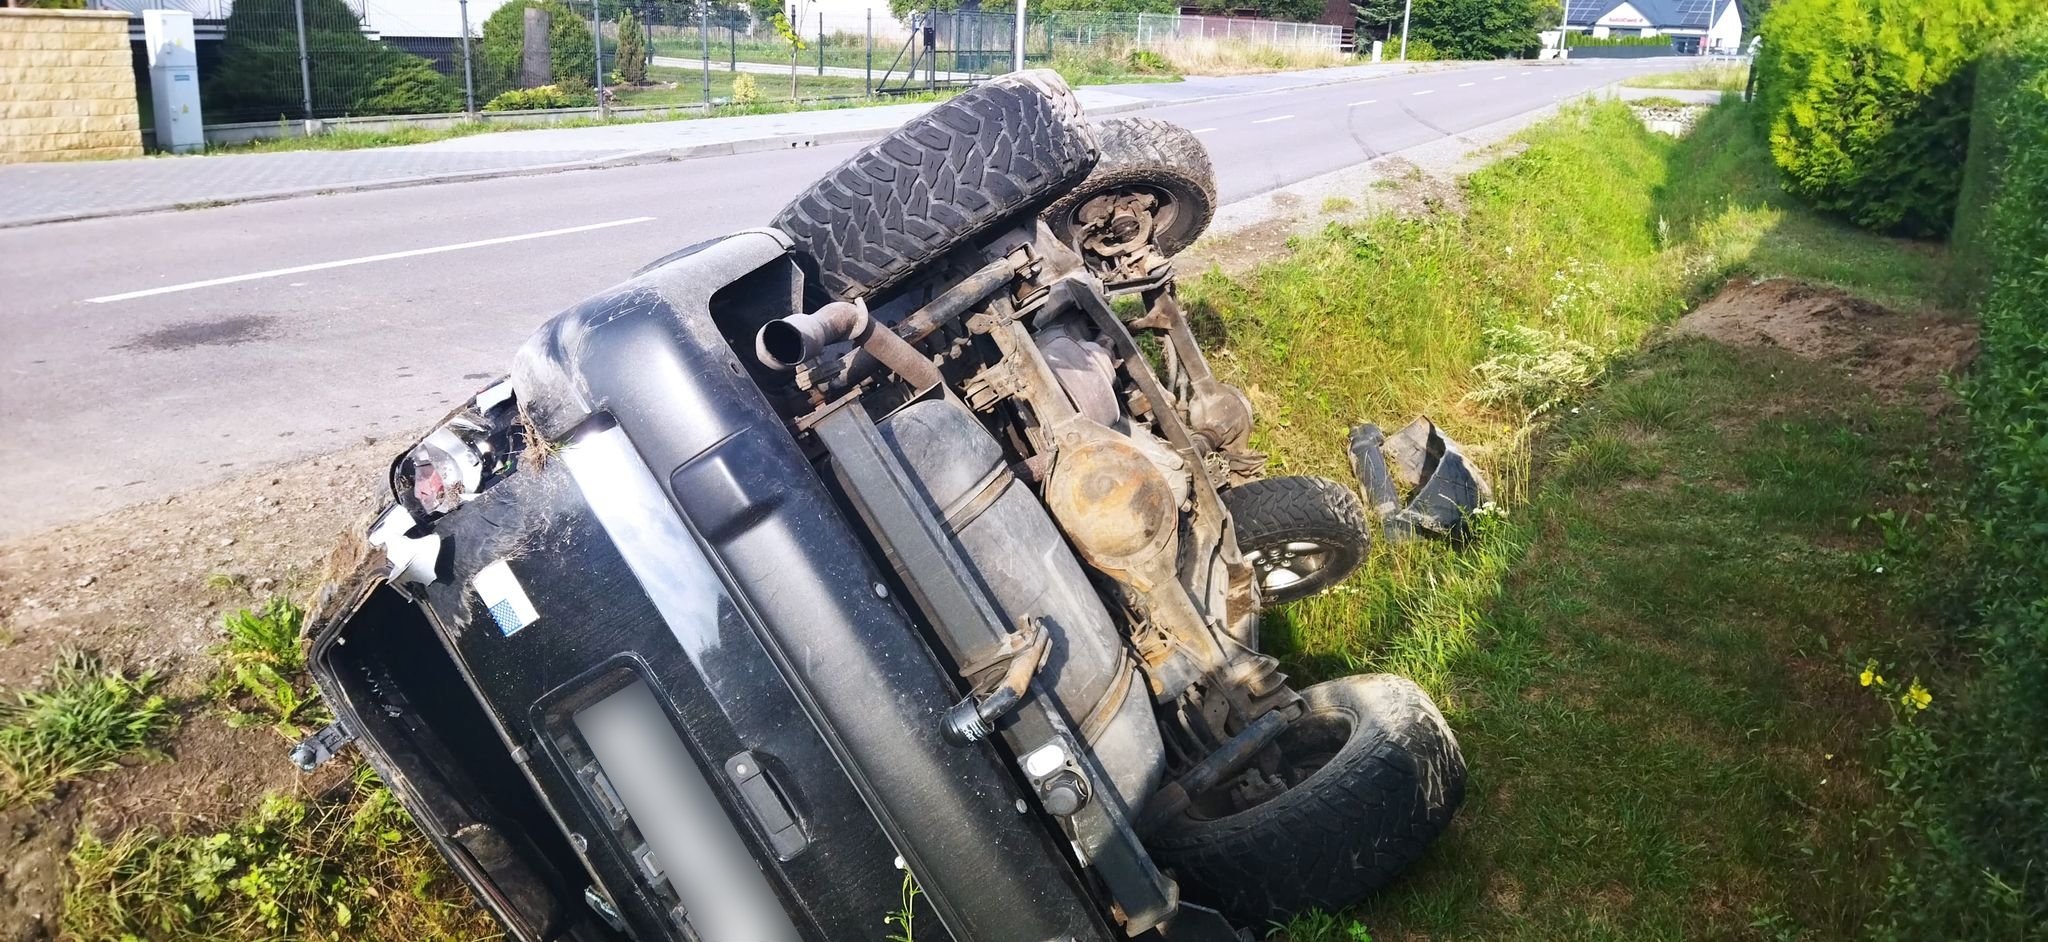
[1674,279,1977,401]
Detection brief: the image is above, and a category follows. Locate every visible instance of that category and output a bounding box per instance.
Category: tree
[1406,0,1548,59]
[205,0,443,121]
[1753,0,2044,235]
[616,9,648,84]
[359,56,463,113]
[479,0,598,98]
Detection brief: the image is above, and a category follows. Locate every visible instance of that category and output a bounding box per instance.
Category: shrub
[1751,0,2043,237]
[1900,26,2048,933]
[483,83,596,110]
[357,56,463,114]
[616,9,648,85]
[205,0,435,122]
[1127,48,1172,73]
[1397,36,1444,60]
[478,0,596,98]
[730,71,762,105]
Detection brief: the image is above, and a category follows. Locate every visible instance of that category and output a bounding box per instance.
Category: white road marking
[84,217,659,304]
[1191,127,1218,133]
[1252,114,1296,124]
[1349,99,1378,106]
[1493,75,1508,80]
[1520,70,1534,75]
[1458,81,1477,87]
[1412,89,1435,96]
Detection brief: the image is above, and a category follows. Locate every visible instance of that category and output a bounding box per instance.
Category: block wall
[0,8,143,163]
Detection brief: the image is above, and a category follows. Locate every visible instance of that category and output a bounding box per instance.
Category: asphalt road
[0,58,1684,538]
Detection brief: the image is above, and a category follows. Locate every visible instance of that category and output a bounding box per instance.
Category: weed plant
[0,653,175,808]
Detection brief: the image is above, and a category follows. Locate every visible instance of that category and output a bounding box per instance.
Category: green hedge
[1752,0,2041,237]
[1566,33,1670,47]
[206,0,457,122]
[1926,26,2048,932]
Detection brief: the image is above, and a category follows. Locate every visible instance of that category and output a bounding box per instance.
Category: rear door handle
[724,751,809,859]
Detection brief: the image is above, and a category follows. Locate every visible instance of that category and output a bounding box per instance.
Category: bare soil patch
[0,440,391,939]
[1674,278,1978,404]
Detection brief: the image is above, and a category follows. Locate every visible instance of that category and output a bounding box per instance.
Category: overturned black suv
[303,71,1465,942]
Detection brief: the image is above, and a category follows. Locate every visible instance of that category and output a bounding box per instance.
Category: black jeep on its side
[300,71,1465,942]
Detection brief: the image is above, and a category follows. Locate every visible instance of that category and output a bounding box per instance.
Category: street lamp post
[1012,0,1026,72]
[457,0,477,114]
[1398,0,1411,60]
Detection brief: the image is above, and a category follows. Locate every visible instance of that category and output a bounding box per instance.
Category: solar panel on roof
[1566,0,1611,26]
[1671,0,1714,27]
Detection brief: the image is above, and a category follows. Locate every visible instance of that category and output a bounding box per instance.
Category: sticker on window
[474,560,539,636]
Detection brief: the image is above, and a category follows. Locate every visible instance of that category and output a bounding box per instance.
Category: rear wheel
[1148,675,1466,925]
[1042,116,1216,279]
[770,70,1098,306]
[1225,475,1368,605]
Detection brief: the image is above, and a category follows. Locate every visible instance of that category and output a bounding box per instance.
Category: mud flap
[1348,417,1492,542]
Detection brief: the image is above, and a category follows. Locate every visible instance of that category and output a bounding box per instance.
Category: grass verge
[1179,96,1957,937]
[63,765,501,941]
[0,652,176,808]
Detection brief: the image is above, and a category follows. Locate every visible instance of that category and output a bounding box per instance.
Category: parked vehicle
[300,71,1465,942]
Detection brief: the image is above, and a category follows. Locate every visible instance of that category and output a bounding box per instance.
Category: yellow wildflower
[1859,659,1885,688]
[1902,680,1932,711]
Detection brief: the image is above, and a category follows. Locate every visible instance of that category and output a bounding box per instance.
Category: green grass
[1624,62,1751,92]
[1177,97,1957,937]
[209,599,320,735]
[63,765,501,942]
[0,652,177,808]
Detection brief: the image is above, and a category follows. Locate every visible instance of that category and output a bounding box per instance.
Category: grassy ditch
[1179,97,1960,937]
[1623,62,1749,92]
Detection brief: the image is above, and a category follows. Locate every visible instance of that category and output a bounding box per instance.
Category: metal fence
[1026,10,1342,51]
[91,0,1343,133]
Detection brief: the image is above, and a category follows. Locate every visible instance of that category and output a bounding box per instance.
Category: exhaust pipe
[755,299,942,391]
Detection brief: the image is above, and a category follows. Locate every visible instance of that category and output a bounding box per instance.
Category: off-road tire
[771,70,1098,304]
[1225,475,1368,605]
[1148,674,1466,925]
[1042,116,1217,258]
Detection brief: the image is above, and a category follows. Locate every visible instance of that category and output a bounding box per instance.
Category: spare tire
[1225,475,1370,606]
[1042,116,1216,267]
[771,70,1099,305]
[1148,674,1465,925]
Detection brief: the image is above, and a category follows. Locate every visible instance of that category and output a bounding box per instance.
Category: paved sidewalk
[0,63,1424,228]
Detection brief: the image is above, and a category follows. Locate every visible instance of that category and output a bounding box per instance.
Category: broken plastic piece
[1347,417,1493,542]
[368,505,442,586]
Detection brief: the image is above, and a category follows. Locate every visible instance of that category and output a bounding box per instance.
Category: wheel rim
[1244,539,1335,594]
[1068,184,1186,260]
[1185,707,1351,820]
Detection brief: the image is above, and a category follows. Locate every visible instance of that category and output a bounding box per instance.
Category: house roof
[1565,0,1737,30]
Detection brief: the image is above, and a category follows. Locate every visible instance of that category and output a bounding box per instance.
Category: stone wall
[0,8,143,163]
